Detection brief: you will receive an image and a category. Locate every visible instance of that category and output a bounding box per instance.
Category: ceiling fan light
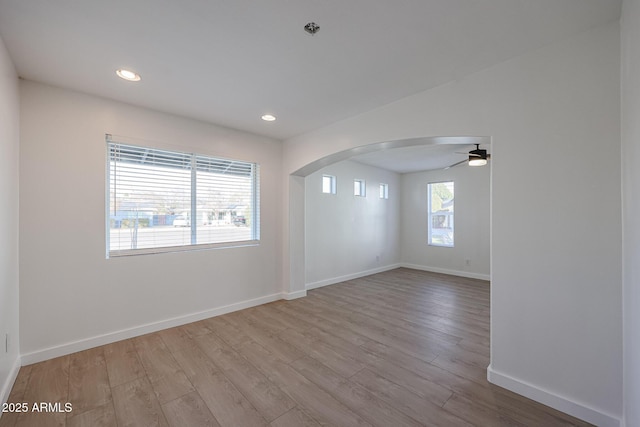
[469,157,487,166]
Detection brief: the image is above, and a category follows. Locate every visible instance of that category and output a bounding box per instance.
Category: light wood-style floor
[0,268,592,427]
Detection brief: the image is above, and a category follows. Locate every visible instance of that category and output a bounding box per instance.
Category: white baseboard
[282,290,307,300]
[401,263,490,281]
[0,356,21,407]
[305,263,402,290]
[487,365,621,427]
[21,292,285,366]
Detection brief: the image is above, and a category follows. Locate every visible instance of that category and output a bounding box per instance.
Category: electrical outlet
[465,259,471,266]
[376,255,380,263]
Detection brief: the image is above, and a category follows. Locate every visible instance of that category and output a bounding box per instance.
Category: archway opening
[285,135,491,297]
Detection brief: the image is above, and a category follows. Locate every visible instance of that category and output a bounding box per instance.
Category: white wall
[0,35,20,405]
[19,81,283,362]
[305,160,400,288]
[284,22,621,426]
[401,164,490,280]
[621,1,640,426]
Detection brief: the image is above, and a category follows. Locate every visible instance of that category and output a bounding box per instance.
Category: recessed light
[261,114,276,122]
[116,69,141,82]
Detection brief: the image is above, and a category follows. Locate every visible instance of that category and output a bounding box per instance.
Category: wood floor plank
[170,345,220,384]
[194,333,296,422]
[0,366,33,427]
[298,296,452,362]
[68,347,111,416]
[443,392,525,427]
[356,360,453,406]
[223,313,305,363]
[456,336,491,358]
[180,320,214,338]
[236,341,371,427]
[348,298,489,344]
[349,368,471,427]
[430,346,490,385]
[233,341,309,389]
[270,407,321,427]
[111,377,168,427]
[274,303,373,347]
[161,392,220,427]
[238,308,289,334]
[16,356,69,427]
[319,292,462,349]
[301,327,377,364]
[134,334,195,404]
[170,346,268,427]
[362,335,502,408]
[477,387,594,427]
[66,403,117,427]
[201,316,252,348]
[278,328,365,378]
[6,366,32,401]
[290,356,423,427]
[103,339,145,388]
[22,356,69,403]
[254,304,316,333]
[157,326,200,355]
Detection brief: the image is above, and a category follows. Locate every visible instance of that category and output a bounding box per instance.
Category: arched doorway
[284,135,491,297]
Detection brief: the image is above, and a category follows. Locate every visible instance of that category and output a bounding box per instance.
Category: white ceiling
[0,0,620,170]
[0,0,621,141]
[351,143,486,174]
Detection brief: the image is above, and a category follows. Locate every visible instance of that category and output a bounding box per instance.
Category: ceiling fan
[445,144,491,169]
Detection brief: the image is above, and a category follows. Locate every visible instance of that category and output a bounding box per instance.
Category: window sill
[107,240,260,258]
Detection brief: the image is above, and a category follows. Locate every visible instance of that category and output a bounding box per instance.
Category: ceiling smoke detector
[304,22,320,35]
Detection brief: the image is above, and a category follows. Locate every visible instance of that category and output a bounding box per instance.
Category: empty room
[1,1,639,426]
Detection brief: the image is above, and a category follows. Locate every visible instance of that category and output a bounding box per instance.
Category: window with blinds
[106,139,259,257]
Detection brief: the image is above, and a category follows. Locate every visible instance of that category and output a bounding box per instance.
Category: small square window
[354,179,366,197]
[322,175,336,194]
[379,183,389,199]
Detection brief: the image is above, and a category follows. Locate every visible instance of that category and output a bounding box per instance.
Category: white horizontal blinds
[252,163,260,241]
[195,155,256,244]
[108,143,192,252]
[107,141,258,256]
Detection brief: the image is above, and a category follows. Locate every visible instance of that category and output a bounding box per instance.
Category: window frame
[354,179,366,197]
[427,181,454,247]
[379,183,389,199]
[322,174,337,194]
[106,139,260,258]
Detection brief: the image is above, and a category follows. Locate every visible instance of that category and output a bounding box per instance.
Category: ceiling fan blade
[455,150,490,157]
[445,159,468,169]
[464,152,491,158]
